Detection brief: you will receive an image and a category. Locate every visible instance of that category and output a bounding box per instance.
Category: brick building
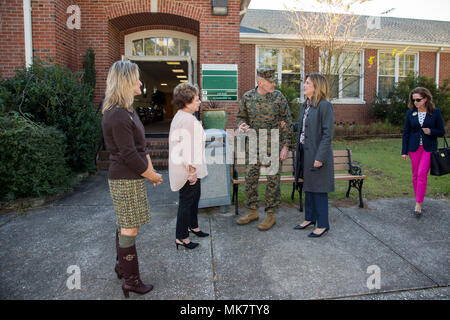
[1,1,449,127]
[240,10,450,124]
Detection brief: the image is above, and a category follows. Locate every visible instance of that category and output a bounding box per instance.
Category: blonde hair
[306,73,329,107]
[102,61,140,114]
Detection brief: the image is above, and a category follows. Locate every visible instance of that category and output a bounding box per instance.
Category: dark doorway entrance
[132,60,189,134]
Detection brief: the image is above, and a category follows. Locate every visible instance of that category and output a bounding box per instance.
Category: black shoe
[414,210,422,217]
[294,221,316,230]
[308,228,329,238]
[176,240,199,250]
[189,229,209,237]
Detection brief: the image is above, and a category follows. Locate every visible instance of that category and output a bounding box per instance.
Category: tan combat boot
[236,208,259,225]
[258,210,276,231]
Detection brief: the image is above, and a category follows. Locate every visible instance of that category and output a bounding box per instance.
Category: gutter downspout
[435,47,442,88]
[23,0,33,69]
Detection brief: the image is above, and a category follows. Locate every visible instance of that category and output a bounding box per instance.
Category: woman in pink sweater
[169,83,208,250]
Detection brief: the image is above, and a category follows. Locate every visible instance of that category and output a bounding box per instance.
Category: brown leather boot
[118,244,153,298]
[114,229,124,279]
[258,210,276,231]
[236,208,259,225]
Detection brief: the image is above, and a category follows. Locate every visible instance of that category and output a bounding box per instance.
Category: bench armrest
[349,161,362,176]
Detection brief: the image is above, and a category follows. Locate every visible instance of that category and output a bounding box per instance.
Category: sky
[248,0,450,22]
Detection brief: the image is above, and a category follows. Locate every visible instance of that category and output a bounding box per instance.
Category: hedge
[0,112,72,200]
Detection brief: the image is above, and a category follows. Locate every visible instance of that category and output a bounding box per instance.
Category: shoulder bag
[430,136,450,176]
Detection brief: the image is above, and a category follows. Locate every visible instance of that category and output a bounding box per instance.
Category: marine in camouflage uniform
[235,68,293,230]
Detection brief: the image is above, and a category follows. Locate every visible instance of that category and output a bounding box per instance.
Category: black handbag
[294,143,304,181]
[430,136,450,176]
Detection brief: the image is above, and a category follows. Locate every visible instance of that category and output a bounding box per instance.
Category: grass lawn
[234,138,449,207]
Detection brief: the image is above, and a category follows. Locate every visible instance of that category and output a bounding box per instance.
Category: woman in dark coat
[293,73,334,237]
[401,87,445,216]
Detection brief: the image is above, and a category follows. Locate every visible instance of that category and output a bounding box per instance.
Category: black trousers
[176,179,201,240]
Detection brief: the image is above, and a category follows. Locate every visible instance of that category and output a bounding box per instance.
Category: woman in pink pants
[401,87,445,217]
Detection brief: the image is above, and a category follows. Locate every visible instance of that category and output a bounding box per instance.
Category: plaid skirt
[108,179,151,228]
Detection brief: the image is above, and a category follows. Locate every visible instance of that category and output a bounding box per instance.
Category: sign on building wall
[201,64,238,101]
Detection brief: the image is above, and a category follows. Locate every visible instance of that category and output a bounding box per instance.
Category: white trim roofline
[240,33,450,51]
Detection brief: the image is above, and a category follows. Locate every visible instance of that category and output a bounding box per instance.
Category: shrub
[0,112,72,200]
[372,75,450,126]
[276,84,302,145]
[0,60,102,173]
[276,83,302,121]
[82,47,96,97]
[334,121,402,137]
[438,77,450,121]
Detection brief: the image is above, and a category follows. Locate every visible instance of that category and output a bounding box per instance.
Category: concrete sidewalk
[0,171,448,300]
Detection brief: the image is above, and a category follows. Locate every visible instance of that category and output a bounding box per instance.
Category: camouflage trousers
[245,160,281,212]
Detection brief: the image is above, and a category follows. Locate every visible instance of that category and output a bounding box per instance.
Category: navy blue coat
[401,107,445,155]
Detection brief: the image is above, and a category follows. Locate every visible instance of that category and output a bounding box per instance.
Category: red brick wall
[2,1,448,124]
[239,44,255,97]
[364,49,377,106]
[31,0,57,65]
[76,0,113,107]
[304,46,319,75]
[196,0,241,128]
[333,104,371,124]
[77,0,241,126]
[0,0,25,78]
[419,51,436,79]
[439,52,450,87]
[55,0,79,71]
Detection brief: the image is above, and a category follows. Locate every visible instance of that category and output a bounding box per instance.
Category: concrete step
[97,159,168,171]
[148,149,169,158]
[97,150,110,161]
[152,159,168,170]
[146,138,169,149]
[96,160,110,170]
[97,137,169,170]
[99,149,169,158]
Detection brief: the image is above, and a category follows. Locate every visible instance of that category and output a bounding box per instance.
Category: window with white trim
[319,50,363,101]
[132,37,191,57]
[257,47,303,98]
[378,52,417,99]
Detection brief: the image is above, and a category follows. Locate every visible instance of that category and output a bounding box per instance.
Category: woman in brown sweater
[101,61,163,298]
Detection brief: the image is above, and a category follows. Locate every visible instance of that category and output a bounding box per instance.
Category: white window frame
[124,30,197,63]
[377,50,419,98]
[319,50,365,105]
[255,46,305,100]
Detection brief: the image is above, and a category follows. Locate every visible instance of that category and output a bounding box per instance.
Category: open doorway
[132,60,189,133]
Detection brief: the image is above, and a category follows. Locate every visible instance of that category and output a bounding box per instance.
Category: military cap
[257,68,277,82]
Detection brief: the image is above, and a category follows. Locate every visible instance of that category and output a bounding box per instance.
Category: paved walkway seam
[333,205,441,287]
[208,217,218,300]
[330,284,450,300]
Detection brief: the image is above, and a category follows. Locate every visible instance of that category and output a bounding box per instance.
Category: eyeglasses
[412,98,424,102]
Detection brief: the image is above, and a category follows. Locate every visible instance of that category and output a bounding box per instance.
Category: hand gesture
[188,172,197,185]
[401,154,408,161]
[147,171,163,186]
[422,128,431,135]
[280,146,289,161]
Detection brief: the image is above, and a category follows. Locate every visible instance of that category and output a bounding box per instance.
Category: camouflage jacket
[236,87,293,148]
